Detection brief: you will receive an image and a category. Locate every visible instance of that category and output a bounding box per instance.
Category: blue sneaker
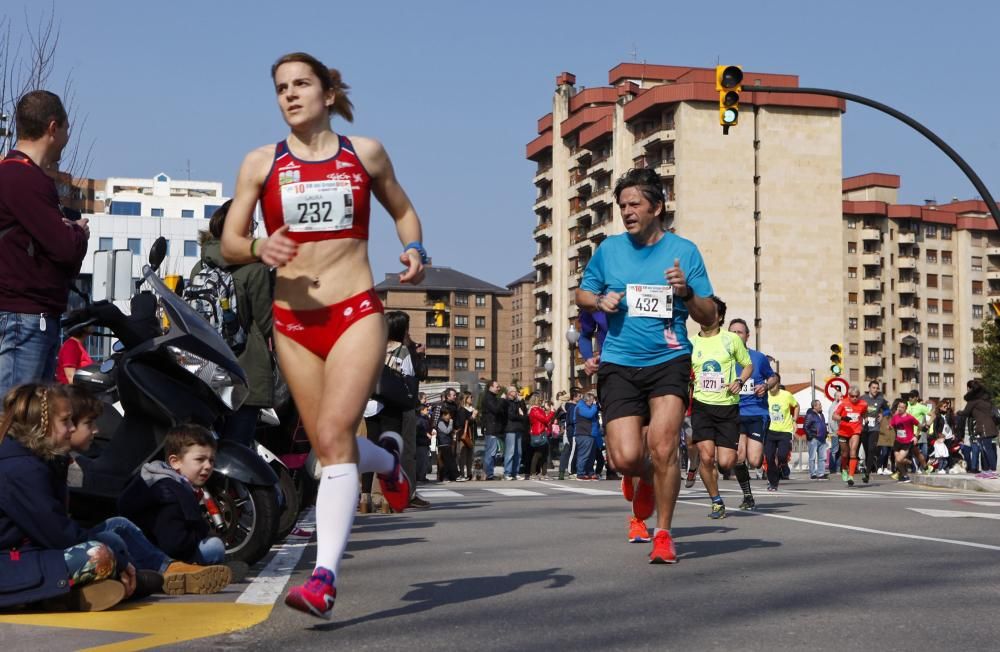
[709,503,727,519]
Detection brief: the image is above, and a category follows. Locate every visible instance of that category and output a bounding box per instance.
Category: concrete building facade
[506,272,537,391]
[527,63,846,396]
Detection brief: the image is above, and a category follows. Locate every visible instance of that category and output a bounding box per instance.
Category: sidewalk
[911,471,1000,493]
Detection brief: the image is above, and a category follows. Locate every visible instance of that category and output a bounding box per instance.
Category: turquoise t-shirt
[580,231,714,367]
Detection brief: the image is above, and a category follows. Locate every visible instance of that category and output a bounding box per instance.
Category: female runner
[221,52,427,619]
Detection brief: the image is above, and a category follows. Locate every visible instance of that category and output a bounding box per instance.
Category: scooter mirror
[149,237,168,269]
[100,358,115,374]
[112,340,124,353]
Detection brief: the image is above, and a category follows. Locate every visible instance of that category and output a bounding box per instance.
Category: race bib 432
[626,284,673,319]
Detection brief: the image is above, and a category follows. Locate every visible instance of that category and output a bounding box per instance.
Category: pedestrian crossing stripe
[483,488,546,497]
[907,508,1000,520]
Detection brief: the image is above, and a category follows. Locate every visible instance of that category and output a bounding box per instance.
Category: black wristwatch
[676,286,693,301]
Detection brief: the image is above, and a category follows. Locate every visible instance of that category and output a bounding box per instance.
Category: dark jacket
[561,400,578,438]
[804,408,828,441]
[416,413,431,447]
[959,385,998,439]
[432,398,466,436]
[191,238,275,407]
[118,461,210,562]
[505,398,529,435]
[0,151,89,314]
[575,401,600,437]
[482,391,507,436]
[0,437,124,607]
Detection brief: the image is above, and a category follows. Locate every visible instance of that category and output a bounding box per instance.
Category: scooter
[67,237,282,566]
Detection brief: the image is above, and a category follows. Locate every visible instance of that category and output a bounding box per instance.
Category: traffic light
[715,65,743,133]
[829,343,843,376]
[433,301,446,328]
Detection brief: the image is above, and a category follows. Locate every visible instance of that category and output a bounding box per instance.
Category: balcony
[989,284,1000,297]
[897,256,917,269]
[987,269,1000,281]
[987,246,1000,258]
[898,381,919,394]
[532,281,552,296]
[862,278,881,291]
[533,336,552,351]
[897,232,916,244]
[589,187,614,208]
[862,228,881,241]
[632,129,676,157]
[861,254,881,266]
[532,220,552,235]
[532,166,552,184]
[862,354,883,368]
[589,156,613,176]
[532,249,553,263]
[897,306,918,319]
[897,357,918,370]
[897,281,918,294]
[533,310,551,324]
[655,159,676,178]
[862,304,882,316]
[863,329,882,342]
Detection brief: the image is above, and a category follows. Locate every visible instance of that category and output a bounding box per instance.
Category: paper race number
[626,284,673,319]
[739,378,755,395]
[281,180,354,233]
[700,371,725,392]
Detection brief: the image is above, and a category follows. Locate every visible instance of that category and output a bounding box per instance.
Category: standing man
[0,90,88,397]
[480,380,506,481]
[576,167,717,565]
[557,388,580,480]
[727,318,778,510]
[860,380,888,483]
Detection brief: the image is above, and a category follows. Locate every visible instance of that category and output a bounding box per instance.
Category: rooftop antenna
[630,43,638,62]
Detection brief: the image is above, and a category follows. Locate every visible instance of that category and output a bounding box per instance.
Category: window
[925,224,937,239]
[151,208,164,217]
[475,337,486,349]
[929,373,940,387]
[943,373,955,387]
[926,249,937,263]
[181,209,195,218]
[475,359,486,371]
[454,358,468,371]
[972,256,983,271]
[455,293,469,306]
[127,238,141,255]
[848,318,858,330]
[849,368,859,382]
[928,323,939,337]
[847,219,858,229]
[203,205,221,219]
[455,336,468,349]
[942,275,953,290]
[849,343,859,355]
[99,237,113,250]
[454,315,468,328]
[943,324,954,338]
[973,280,984,295]
[927,298,938,313]
[974,304,984,319]
[110,201,141,216]
[942,250,952,264]
[427,334,449,348]
[941,226,952,240]
[848,267,857,279]
[942,299,953,313]
[848,292,858,305]
[974,329,984,343]
[943,348,954,363]
[475,316,486,328]
[847,242,857,254]
[926,274,938,288]
[475,294,486,307]
[927,348,939,362]
[156,174,169,182]
[183,240,198,257]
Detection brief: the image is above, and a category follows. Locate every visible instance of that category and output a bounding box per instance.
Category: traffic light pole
[746,86,1000,230]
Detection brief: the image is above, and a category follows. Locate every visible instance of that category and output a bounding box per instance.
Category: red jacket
[529,406,554,436]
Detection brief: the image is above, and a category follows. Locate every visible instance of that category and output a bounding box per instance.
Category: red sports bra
[260,136,372,243]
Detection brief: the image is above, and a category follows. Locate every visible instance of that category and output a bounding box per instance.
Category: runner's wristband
[404,241,430,264]
[250,238,260,258]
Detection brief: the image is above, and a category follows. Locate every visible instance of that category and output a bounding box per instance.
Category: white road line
[417,488,464,498]
[236,507,315,606]
[676,500,1000,552]
[483,488,546,497]
[966,500,1000,507]
[908,508,1000,521]
[534,481,619,496]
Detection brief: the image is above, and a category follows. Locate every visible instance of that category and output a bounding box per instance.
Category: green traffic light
[830,364,842,375]
[722,108,738,124]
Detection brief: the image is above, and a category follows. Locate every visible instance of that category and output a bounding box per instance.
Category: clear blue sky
[9,0,999,286]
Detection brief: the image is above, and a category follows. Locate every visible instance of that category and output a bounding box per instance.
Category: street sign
[825,377,850,401]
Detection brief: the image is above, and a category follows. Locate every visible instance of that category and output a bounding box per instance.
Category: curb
[910,474,1000,493]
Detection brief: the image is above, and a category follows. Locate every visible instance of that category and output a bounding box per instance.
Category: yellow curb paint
[0,602,272,651]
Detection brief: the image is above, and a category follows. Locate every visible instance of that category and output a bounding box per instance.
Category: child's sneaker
[285,567,337,619]
[376,432,411,513]
[162,561,231,595]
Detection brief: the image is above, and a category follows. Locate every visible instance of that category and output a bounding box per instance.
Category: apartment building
[375,267,513,387]
[842,173,997,402]
[506,272,537,390]
[527,64,846,395]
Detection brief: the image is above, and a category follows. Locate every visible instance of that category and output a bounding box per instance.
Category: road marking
[908,508,1000,521]
[418,488,464,498]
[237,507,315,605]
[483,488,546,497]
[965,500,1000,507]
[534,481,619,496]
[678,500,1000,552]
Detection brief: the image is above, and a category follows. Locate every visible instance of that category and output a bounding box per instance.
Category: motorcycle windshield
[143,266,245,380]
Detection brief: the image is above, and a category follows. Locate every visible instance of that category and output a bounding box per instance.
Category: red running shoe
[627,517,651,543]
[632,478,654,521]
[648,530,677,564]
[284,567,337,619]
[377,432,411,513]
[621,475,635,502]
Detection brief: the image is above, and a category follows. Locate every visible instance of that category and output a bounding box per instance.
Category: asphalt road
[185,475,1000,652]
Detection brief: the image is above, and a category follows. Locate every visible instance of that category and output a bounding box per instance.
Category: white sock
[357,434,396,475]
[314,463,359,576]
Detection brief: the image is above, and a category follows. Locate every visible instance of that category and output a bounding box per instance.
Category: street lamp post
[565,324,580,395]
[544,357,554,399]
